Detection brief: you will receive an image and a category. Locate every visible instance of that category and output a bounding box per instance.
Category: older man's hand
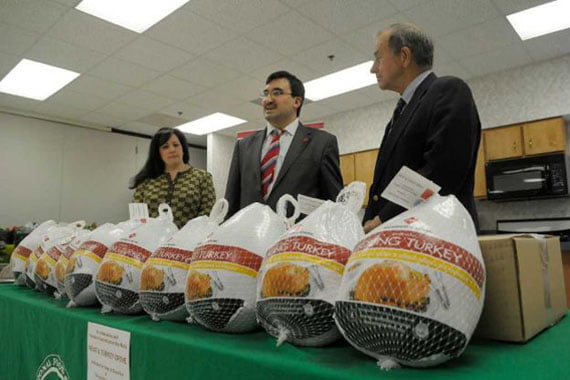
[363,216,382,233]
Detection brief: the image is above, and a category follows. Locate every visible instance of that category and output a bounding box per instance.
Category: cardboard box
[475,234,567,342]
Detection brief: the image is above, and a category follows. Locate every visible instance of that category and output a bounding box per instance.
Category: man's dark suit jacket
[364,73,481,228]
[225,123,343,218]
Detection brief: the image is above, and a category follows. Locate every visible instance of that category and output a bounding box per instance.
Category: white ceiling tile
[434,60,475,80]
[299,0,399,34]
[89,57,161,87]
[356,84,399,103]
[219,76,264,103]
[115,36,194,72]
[48,9,137,54]
[25,37,106,72]
[119,121,160,137]
[405,0,501,38]
[247,12,335,55]
[491,0,552,15]
[460,42,533,77]
[317,89,378,113]
[203,37,284,74]
[279,0,312,9]
[64,74,132,100]
[0,93,41,112]
[0,0,68,34]
[291,38,370,76]
[523,29,570,62]
[46,88,111,111]
[187,0,290,33]
[170,57,242,88]
[143,75,206,101]
[224,101,264,122]
[146,10,233,55]
[185,86,246,110]
[161,101,213,121]
[438,17,521,60]
[80,111,126,128]
[49,0,79,6]
[0,23,39,56]
[116,89,175,111]
[248,59,320,82]
[299,101,337,121]
[34,101,87,120]
[0,51,20,79]
[95,102,150,121]
[339,14,411,55]
[387,0,426,11]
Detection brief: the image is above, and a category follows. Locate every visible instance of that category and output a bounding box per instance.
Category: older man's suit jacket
[225,123,343,218]
[364,73,481,228]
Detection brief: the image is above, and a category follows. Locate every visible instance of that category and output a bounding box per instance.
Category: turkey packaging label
[335,184,485,368]
[55,230,91,298]
[65,223,127,307]
[185,197,297,333]
[30,221,85,292]
[257,182,366,346]
[141,199,228,321]
[96,204,177,314]
[11,220,57,285]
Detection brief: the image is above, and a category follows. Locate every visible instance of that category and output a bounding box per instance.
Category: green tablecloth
[1,283,568,380]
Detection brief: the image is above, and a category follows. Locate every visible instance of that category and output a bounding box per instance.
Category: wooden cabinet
[484,125,523,160]
[474,141,487,199]
[522,118,566,155]
[339,154,355,186]
[339,149,378,207]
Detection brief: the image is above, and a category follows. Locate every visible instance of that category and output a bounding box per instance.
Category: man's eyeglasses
[260,89,294,99]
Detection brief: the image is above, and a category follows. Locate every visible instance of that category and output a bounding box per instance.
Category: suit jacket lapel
[250,129,266,195]
[378,73,436,165]
[271,124,311,192]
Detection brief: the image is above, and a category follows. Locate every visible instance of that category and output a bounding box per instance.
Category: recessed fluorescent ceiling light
[507,0,570,40]
[305,61,375,101]
[176,113,247,135]
[76,0,190,33]
[0,59,80,101]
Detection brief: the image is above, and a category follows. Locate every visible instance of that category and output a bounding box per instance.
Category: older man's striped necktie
[261,129,282,198]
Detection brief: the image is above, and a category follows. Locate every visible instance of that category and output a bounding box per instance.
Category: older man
[363,23,481,233]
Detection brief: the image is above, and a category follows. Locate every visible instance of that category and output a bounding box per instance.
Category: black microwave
[486,153,569,201]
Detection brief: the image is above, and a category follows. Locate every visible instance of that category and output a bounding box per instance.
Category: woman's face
[159,134,184,168]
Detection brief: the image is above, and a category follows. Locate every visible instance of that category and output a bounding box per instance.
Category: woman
[130,128,216,228]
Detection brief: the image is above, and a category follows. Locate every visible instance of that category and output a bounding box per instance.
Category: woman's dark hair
[265,70,305,116]
[129,128,189,189]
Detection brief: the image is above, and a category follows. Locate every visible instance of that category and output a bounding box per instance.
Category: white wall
[0,112,206,226]
[207,133,236,200]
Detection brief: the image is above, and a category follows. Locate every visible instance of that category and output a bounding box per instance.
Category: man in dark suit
[363,23,481,233]
[225,71,343,218]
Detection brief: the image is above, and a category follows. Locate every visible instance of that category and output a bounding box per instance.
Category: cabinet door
[522,117,566,155]
[354,150,378,207]
[484,125,523,160]
[473,140,487,199]
[339,154,355,186]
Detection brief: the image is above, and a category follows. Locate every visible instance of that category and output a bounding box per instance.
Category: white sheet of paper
[381,166,441,210]
[87,322,131,380]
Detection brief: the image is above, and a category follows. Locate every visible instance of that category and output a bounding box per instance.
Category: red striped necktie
[261,129,282,198]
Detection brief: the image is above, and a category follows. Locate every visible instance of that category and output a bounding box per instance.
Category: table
[1,284,568,380]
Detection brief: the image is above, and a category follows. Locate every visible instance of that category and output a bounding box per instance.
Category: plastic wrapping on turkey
[10,220,57,286]
[334,193,486,368]
[185,196,297,333]
[95,204,177,314]
[140,199,228,322]
[257,182,366,346]
[53,230,91,298]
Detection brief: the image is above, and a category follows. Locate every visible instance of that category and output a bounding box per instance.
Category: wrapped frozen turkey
[53,229,91,298]
[140,199,228,321]
[11,220,57,286]
[65,222,137,307]
[257,182,366,346]
[31,221,86,293]
[185,196,298,333]
[95,204,177,314]
[335,191,486,369]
